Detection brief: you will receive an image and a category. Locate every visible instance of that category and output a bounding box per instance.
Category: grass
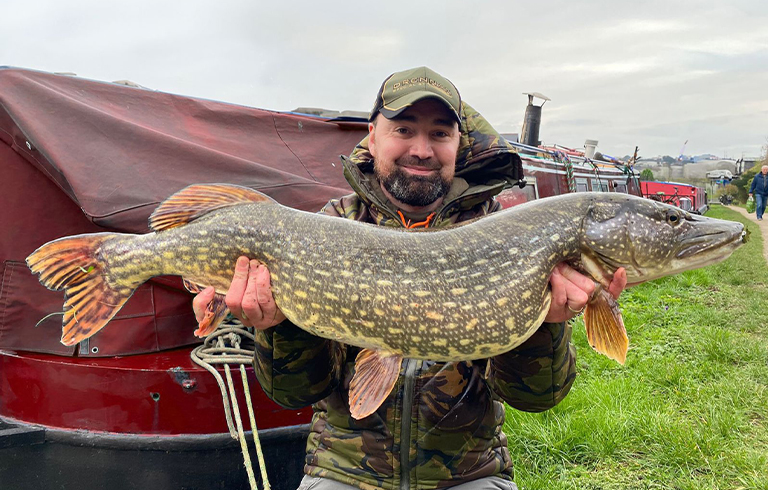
[504,206,768,490]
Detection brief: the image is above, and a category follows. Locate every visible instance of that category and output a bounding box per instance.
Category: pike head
[578,194,747,288]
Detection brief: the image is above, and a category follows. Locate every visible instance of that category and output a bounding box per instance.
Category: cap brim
[378,92,461,122]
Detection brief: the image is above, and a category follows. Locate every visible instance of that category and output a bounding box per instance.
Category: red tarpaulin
[0,67,368,356]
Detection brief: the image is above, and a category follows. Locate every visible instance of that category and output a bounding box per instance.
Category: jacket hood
[342,101,523,220]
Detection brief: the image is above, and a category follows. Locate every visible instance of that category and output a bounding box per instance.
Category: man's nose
[409,134,434,160]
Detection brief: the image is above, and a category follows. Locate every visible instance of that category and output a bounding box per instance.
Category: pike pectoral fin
[149,183,276,232]
[183,279,229,337]
[583,289,628,365]
[195,293,229,337]
[349,349,402,420]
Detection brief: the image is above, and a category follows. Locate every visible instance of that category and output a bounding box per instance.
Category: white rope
[191,324,271,490]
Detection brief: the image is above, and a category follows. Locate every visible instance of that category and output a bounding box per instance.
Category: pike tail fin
[26,233,133,346]
[583,289,629,364]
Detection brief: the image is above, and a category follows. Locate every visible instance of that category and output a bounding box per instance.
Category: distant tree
[640,169,654,181]
[661,155,676,164]
[718,184,739,199]
[731,166,760,203]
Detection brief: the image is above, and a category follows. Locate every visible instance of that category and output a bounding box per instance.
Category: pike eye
[666,211,681,225]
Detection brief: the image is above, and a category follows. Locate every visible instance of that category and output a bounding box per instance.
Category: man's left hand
[544,263,627,323]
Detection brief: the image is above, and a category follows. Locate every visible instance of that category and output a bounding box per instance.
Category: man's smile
[401,165,438,176]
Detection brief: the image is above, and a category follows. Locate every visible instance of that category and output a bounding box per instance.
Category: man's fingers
[551,263,589,308]
[192,286,215,323]
[557,263,596,297]
[253,262,272,303]
[549,265,568,307]
[608,267,628,299]
[239,260,265,325]
[254,263,279,320]
[225,256,250,321]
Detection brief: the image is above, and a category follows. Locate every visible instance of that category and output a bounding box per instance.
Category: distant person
[748,165,768,220]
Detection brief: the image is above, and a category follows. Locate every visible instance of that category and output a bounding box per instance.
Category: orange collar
[397,210,436,229]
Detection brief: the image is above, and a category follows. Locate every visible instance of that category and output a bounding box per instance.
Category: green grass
[505,206,768,490]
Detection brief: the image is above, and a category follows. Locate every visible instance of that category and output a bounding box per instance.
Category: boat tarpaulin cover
[0,67,366,355]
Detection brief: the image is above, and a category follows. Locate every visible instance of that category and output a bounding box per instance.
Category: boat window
[576,179,589,192]
[613,182,628,193]
[497,178,538,208]
[678,197,693,212]
[591,179,609,192]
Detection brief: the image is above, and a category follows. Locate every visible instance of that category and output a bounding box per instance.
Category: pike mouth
[676,227,746,259]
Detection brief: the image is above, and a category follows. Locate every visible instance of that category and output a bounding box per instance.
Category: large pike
[27,184,746,418]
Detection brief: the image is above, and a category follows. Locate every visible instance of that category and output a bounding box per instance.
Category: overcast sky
[3,0,767,159]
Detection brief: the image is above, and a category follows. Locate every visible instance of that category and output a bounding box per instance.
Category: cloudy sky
[3,0,767,159]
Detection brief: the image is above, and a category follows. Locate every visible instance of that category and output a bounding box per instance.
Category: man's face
[368,98,460,208]
[762,166,768,175]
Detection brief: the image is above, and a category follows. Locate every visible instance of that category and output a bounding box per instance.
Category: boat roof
[0,67,368,232]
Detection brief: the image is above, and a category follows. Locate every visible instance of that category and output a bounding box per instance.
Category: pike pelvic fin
[349,349,403,420]
[26,233,132,346]
[583,288,628,364]
[183,279,229,337]
[149,183,276,232]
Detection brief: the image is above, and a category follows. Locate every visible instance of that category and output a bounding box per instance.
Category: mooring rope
[191,324,271,490]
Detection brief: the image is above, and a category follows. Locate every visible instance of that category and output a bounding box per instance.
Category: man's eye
[395,127,410,134]
[433,131,448,138]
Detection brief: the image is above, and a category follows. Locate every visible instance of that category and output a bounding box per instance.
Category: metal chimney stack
[520,92,550,147]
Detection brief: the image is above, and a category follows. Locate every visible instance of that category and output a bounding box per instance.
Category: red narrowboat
[640,180,709,214]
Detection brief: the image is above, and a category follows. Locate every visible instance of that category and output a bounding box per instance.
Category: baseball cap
[369,67,462,123]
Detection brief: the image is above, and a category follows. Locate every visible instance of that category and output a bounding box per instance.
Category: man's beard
[375,157,452,207]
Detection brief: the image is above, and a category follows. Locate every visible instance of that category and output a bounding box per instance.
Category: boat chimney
[584,139,599,159]
[520,92,550,147]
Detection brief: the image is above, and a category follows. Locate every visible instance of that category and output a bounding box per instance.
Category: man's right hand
[192,256,286,330]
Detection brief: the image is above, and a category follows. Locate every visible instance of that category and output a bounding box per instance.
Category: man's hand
[544,263,627,323]
[192,256,286,330]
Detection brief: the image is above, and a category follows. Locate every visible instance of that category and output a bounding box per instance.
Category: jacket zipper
[400,359,419,490]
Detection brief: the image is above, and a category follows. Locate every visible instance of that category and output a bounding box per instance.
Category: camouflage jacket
[253,102,577,490]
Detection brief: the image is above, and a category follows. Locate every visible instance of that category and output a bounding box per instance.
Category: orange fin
[26,233,134,346]
[182,279,229,337]
[182,278,206,294]
[149,183,276,232]
[349,349,403,420]
[583,289,628,364]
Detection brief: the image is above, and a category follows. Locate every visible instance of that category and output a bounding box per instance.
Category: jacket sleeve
[486,321,577,412]
[750,176,757,194]
[251,199,351,409]
[253,321,346,409]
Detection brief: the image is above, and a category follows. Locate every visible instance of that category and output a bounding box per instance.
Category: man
[748,165,768,220]
[194,67,626,490]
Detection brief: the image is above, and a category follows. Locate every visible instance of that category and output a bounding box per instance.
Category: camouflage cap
[369,66,461,123]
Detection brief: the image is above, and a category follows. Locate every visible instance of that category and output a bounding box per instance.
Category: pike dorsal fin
[349,349,403,420]
[583,289,629,364]
[149,184,275,232]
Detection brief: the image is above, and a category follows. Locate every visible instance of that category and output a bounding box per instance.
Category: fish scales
[96,199,586,360]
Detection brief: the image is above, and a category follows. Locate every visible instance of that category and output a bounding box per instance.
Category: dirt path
[725,204,768,264]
